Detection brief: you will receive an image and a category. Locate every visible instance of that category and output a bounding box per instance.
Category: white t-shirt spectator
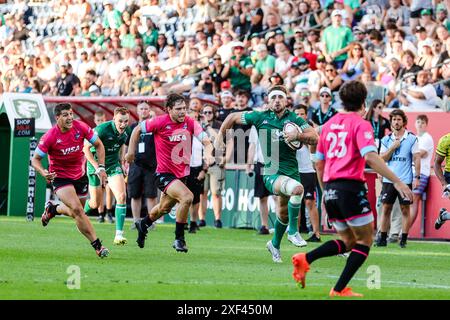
[404,84,438,110]
[249,126,264,164]
[297,145,315,173]
[416,132,434,177]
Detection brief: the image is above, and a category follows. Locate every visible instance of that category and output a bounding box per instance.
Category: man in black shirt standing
[126,101,158,227]
[217,90,235,122]
[54,62,80,96]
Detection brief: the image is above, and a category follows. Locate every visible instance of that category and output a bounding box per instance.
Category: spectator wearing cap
[222,41,253,92]
[286,61,302,94]
[102,0,123,30]
[399,70,439,110]
[292,57,313,93]
[217,90,235,122]
[150,75,165,96]
[54,62,80,96]
[419,9,438,38]
[352,26,366,44]
[416,39,434,69]
[384,0,409,28]
[274,43,294,78]
[291,28,306,48]
[251,43,275,89]
[340,42,371,81]
[310,87,338,127]
[408,0,433,30]
[321,9,354,70]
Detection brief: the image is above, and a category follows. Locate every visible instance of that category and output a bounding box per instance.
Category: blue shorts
[413,174,430,195]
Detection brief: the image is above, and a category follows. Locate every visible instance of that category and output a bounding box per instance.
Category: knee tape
[289,194,303,205]
[280,177,303,199]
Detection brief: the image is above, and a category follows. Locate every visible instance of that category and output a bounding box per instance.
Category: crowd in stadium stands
[0,0,448,110]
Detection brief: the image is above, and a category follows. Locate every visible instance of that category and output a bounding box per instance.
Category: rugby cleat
[113,236,128,245]
[287,232,308,247]
[96,246,110,258]
[97,214,105,223]
[266,240,282,263]
[41,201,56,227]
[135,220,148,249]
[435,208,447,230]
[172,239,188,253]
[292,253,310,288]
[329,287,363,297]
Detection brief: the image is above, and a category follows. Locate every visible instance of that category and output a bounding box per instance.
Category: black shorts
[52,175,88,197]
[323,180,373,225]
[410,8,432,18]
[444,171,450,184]
[380,182,413,205]
[186,166,205,205]
[155,172,188,193]
[254,162,271,198]
[127,163,158,199]
[300,172,317,200]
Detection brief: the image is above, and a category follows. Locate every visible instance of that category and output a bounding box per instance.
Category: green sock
[115,204,127,231]
[84,201,93,215]
[288,200,301,235]
[271,218,288,249]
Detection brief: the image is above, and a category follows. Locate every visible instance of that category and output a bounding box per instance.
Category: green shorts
[263,173,301,195]
[87,164,123,187]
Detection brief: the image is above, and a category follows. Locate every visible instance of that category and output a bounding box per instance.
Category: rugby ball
[283,122,303,150]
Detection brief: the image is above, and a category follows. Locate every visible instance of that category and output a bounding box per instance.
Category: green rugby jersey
[241,110,310,178]
[88,120,131,172]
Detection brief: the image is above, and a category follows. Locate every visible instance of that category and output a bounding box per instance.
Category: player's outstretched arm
[434,154,447,188]
[365,151,413,201]
[216,112,244,149]
[125,124,141,163]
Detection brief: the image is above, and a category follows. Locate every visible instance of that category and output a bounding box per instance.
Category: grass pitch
[1,216,450,300]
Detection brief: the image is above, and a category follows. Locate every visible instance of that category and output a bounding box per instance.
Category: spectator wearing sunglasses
[310,87,338,127]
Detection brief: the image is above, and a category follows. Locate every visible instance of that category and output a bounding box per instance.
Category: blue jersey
[380,130,419,184]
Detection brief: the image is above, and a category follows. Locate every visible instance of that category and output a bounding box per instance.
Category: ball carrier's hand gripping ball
[283,122,303,150]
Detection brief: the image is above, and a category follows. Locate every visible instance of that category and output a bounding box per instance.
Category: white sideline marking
[325,275,450,289]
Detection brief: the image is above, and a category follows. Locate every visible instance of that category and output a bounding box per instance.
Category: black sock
[106,208,114,215]
[305,239,346,264]
[175,222,186,240]
[380,232,387,241]
[401,233,408,242]
[334,244,370,292]
[190,221,197,227]
[91,238,102,251]
[50,204,59,216]
[142,215,154,228]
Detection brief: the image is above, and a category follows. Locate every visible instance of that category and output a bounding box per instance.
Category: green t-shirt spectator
[121,34,137,49]
[90,34,105,47]
[255,55,276,76]
[322,25,354,62]
[132,77,153,95]
[229,55,253,91]
[141,29,158,48]
[103,9,122,29]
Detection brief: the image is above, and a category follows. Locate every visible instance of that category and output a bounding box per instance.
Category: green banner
[164,170,277,229]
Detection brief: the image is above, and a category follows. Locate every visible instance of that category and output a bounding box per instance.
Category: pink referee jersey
[316,112,377,183]
[36,120,98,180]
[141,114,206,178]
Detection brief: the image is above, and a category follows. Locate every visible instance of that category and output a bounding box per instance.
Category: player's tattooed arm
[298,127,318,146]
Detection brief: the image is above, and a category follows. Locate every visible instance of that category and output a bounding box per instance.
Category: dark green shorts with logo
[87,163,123,187]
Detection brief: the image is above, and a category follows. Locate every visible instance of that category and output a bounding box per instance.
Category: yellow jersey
[436,133,450,172]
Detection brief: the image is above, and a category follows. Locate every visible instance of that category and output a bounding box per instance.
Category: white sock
[115,230,124,237]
